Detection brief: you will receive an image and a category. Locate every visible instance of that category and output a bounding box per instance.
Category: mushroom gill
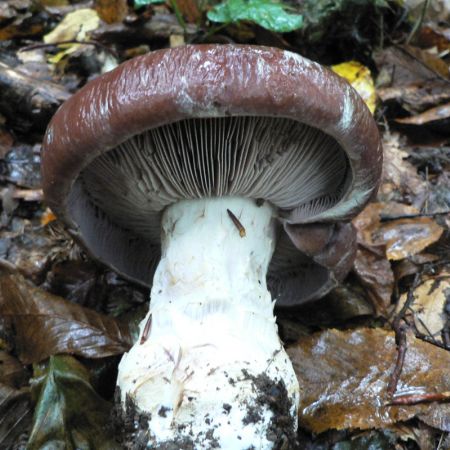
[80,115,349,243]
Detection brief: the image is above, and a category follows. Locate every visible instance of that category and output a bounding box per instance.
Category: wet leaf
[396,275,450,345]
[3,144,41,189]
[28,355,121,450]
[331,61,376,114]
[0,223,64,283]
[0,274,132,364]
[0,383,32,448]
[372,217,443,260]
[333,430,397,450]
[353,244,394,316]
[207,0,303,33]
[287,328,450,433]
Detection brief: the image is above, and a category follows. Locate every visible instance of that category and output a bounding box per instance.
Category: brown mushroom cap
[42,44,382,306]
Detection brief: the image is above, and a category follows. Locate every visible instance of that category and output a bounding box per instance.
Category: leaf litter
[0,0,450,448]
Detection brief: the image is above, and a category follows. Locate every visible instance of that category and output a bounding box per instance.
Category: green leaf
[134,0,165,7]
[28,355,121,450]
[207,0,303,33]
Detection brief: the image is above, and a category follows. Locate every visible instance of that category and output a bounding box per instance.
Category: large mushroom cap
[42,44,382,306]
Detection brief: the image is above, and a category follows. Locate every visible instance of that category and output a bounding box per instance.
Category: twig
[388,391,450,405]
[406,0,430,44]
[387,323,408,396]
[379,211,450,222]
[388,272,422,396]
[19,39,118,58]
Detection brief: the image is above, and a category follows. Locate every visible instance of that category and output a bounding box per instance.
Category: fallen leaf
[417,25,450,52]
[400,45,449,80]
[0,274,132,364]
[0,222,65,283]
[278,283,374,337]
[372,217,443,260]
[379,132,426,202]
[0,384,32,448]
[396,275,450,345]
[332,430,398,450]
[353,244,394,316]
[170,33,185,47]
[287,328,450,433]
[0,126,13,158]
[396,102,450,125]
[28,355,120,450]
[95,0,128,24]
[44,8,100,64]
[375,45,448,88]
[0,351,28,388]
[2,144,41,189]
[40,208,56,226]
[174,0,202,23]
[377,80,450,114]
[331,61,376,113]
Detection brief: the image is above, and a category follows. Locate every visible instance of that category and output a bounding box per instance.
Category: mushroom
[41,45,382,448]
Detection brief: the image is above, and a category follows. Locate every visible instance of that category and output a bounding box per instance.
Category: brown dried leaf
[417,25,450,52]
[0,384,32,448]
[0,126,13,158]
[380,132,426,201]
[396,275,450,345]
[287,328,450,433]
[94,0,128,24]
[377,80,450,114]
[396,102,450,125]
[0,350,28,388]
[175,0,202,23]
[401,45,449,79]
[0,274,132,364]
[375,45,448,88]
[353,244,394,316]
[372,217,443,260]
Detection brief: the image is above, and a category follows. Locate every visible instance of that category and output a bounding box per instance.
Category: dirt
[113,372,300,449]
[241,369,299,450]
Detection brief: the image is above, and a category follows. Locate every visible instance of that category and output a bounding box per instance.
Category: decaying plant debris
[1,0,450,449]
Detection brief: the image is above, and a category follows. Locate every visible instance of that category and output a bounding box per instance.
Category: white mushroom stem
[117,197,299,449]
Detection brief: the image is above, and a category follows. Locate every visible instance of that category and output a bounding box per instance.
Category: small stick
[388,272,422,395]
[140,314,152,344]
[388,391,450,405]
[387,324,407,396]
[227,209,246,237]
[19,39,118,58]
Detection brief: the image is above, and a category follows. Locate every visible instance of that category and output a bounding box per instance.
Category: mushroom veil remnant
[42,45,382,449]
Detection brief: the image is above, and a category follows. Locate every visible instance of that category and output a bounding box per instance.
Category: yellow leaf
[43,8,100,63]
[331,61,377,114]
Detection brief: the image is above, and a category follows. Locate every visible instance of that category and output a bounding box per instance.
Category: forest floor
[0,0,450,449]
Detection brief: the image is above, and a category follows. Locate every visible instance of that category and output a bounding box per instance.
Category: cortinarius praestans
[42,45,382,449]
